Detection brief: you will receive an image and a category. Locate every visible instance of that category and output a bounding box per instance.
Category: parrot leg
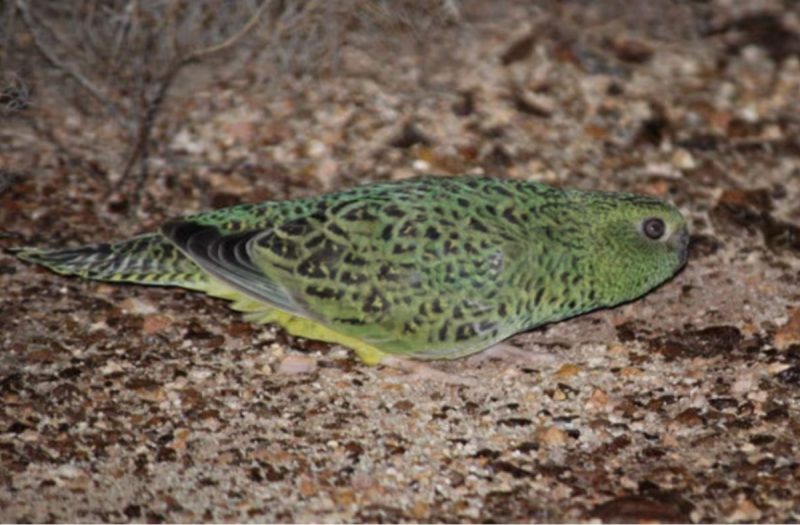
[467,342,561,367]
[380,356,477,386]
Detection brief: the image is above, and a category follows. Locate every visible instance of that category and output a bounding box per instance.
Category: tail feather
[15,233,208,290]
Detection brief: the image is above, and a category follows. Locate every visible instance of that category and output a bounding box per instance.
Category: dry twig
[15,0,131,133]
[15,0,270,208]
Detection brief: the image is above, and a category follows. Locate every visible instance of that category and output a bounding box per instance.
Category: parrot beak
[674,225,689,267]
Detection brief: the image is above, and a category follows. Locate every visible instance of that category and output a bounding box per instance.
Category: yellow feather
[203,278,389,365]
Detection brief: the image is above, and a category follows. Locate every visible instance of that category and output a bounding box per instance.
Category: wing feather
[161,220,306,316]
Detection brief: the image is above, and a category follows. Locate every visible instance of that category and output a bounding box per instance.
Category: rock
[142,314,173,335]
[592,493,692,523]
[612,38,654,64]
[731,372,759,396]
[554,363,581,379]
[513,90,555,118]
[727,498,762,522]
[671,148,697,170]
[277,355,318,375]
[774,309,800,350]
[649,326,743,360]
[587,388,609,410]
[120,297,158,315]
[536,426,568,446]
[501,33,535,66]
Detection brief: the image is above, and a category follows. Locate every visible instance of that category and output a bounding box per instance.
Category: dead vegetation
[1,0,463,209]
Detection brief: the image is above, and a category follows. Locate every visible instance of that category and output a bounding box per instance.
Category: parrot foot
[467,342,560,368]
[380,356,477,386]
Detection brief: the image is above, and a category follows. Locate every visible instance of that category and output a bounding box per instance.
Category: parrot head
[580,191,689,306]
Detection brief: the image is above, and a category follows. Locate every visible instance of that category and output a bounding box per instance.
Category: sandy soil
[1,1,800,522]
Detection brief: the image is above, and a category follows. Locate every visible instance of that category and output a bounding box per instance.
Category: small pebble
[536,426,568,446]
[671,148,696,170]
[774,308,800,350]
[120,297,158,315]
[277,355,318,375]
[554,363,580,379]
[727,498,762,522]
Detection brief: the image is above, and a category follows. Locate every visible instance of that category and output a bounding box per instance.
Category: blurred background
[2,1,796,234]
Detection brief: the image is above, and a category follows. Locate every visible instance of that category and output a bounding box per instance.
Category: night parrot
[16,176,689,365]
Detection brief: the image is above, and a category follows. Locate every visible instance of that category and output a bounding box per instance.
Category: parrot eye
[642,218,666,240]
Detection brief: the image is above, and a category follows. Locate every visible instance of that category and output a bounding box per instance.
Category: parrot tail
[14,233,208,290]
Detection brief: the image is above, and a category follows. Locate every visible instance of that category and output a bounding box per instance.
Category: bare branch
[1,0,19,66]
[14,0,133,134]
[185,0,270,63]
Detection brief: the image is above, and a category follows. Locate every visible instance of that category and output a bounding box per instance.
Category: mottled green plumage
[17,176,688,364]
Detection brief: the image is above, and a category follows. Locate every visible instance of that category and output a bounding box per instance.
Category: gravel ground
[2,1,800,522]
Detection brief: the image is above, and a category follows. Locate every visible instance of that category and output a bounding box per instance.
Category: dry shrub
[2,0,464,204]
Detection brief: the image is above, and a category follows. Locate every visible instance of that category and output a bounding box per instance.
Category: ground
[2,0,800,522]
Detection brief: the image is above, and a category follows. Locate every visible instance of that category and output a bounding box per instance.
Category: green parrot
[16,176,688,365]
